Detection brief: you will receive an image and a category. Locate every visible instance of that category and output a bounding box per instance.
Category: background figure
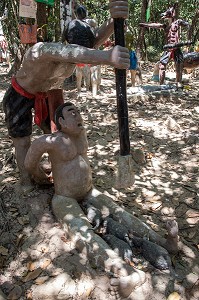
[140,3,190,88]
[0,34,11,70]
[0,9,11,69]
[64,5,101,96]
[151,61,160,82]
[125,22,142,86]
[129,50,139,86]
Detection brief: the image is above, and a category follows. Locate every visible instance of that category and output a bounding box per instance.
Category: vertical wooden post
[114,18,130,156]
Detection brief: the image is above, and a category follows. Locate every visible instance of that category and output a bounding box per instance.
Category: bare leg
[91,65,101,96]
[175,61,183,88]
[136,67,142,85]
[76,67,83,94]
[52,194,146,298]
[83,65,91,92]
[12,136,34,193]
[130,70,136,87]
[159,62,166,85]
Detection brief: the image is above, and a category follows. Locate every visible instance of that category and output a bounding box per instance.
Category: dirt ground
[0,62,199,300]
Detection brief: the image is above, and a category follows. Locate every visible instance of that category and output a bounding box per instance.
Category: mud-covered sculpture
[140,3,190,88]
[24,102,146,297]
[24,101,181,296]
[102,216,131,245]
[131,236,172,270]
[83,203,103,231]
[3,0,130,193]
[103,234,133,265]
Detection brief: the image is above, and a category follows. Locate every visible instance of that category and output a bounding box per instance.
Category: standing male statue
[140,2,190,88]
[3,0,130,193]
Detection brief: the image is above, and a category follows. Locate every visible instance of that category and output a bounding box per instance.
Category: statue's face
[161,7,175,19]
[60,105,84,135]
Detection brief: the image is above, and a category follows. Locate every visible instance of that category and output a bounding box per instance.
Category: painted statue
[3,0,130,193]
[140,3,190,88]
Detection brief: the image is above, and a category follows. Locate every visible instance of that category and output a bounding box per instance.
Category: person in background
[125,21,141,86]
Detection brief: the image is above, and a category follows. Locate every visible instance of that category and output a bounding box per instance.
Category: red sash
[11,77,48,128]
[76,63,91,67]
[11,77,64,132]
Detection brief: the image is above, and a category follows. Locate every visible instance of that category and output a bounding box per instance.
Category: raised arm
[24,135,53,184]
[140,22,166,30]
[28,42,129,69]
[177,19,190,28]
[94,0,129,48]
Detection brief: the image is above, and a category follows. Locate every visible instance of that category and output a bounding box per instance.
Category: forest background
[0,0,198,74]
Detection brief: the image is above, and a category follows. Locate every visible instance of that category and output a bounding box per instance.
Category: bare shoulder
[31,134,58,150]
[24,42,65,60]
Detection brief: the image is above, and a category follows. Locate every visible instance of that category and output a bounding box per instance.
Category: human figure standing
[124,22,141,87]
[64,5,101,96]
[3,0,129,193]
[140,3,190,88]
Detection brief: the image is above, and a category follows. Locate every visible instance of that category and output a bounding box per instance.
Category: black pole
[114,18,130,156]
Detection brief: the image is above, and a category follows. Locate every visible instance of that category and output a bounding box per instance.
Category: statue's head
[55,102,84,135]
[76,5,87,20]
[161,3,178,19]
[63,4,95,48]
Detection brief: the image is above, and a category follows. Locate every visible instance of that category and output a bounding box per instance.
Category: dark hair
[63,18,95,48]
[76,5,87,20]
[55,102,74,131]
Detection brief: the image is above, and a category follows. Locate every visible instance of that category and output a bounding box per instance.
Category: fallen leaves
[0,245,8,256]
[17,215,29,225]
[22,268,43,283]
[27,258,52,272]
[167,291,180,300]
[23,258,52,283]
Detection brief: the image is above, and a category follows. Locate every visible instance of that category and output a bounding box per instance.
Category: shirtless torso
[24,103,92,200]
[140,4,189,86]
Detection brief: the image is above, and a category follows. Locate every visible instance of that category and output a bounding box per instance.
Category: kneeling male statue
[24,102,146,298]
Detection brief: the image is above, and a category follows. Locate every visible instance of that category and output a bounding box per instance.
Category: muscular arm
[177,19,189,27]
[140,22,166,29]
[25,135,53,183]
[27,42,129,69]
[94,18,114,49]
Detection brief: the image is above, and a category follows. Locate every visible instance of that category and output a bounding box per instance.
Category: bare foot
[110,269,146,298]
[165,220,179,254]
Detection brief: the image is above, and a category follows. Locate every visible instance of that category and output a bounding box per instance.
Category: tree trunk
[37,2,47,41]
[188,9,199,42]
[136,0,148,60]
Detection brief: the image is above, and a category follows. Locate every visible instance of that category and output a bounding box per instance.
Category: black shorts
[3,86,51,138]
[3,85,35,138]
[160,48,183,65]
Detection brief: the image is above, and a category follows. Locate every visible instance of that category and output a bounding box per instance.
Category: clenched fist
[109,0,129,19]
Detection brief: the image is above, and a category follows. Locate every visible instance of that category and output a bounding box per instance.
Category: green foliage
[1,0,198,64]
[1,0,21,56]
[78,0,110,26]
[146,45,160,61]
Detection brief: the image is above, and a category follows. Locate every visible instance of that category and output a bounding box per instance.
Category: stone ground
[0,62,199,300]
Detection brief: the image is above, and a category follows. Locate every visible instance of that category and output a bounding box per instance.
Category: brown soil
[0,62,199,300]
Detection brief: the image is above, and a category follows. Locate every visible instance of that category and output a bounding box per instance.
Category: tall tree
[136,0,148,59]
